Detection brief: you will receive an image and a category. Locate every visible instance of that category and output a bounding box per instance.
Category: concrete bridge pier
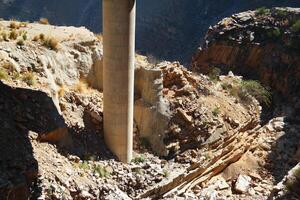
[103,0,136,163]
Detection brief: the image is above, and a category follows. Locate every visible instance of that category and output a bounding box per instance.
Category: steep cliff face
[0,0,299,62]
[192,7,300,103]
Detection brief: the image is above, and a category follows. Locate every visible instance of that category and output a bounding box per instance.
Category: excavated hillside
[0,12,299,200]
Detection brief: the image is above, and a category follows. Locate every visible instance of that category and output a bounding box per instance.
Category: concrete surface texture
[102,0,136,163]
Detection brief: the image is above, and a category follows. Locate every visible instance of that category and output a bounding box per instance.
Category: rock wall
[192,8,300,103]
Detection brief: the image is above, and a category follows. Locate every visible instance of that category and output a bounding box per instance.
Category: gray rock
[234,175,252,194]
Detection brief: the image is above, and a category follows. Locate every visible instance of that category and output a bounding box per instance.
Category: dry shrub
[9,29,19,40]
[16,39,25,46]
[32,35,39,41]
[74,79,89,93]
[0,31,8,41]
[39,18,49,25]
[2,62,14,71]
[20,22,28,28]
[22,71,36,86]
[9,21,21,29]
[58,85,66,98]
[0,68,8,80]
[95,33,103,41]
[39,33,45,41]
[43,37,59,50]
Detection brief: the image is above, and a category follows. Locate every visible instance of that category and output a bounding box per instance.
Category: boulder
[234,175,252,194]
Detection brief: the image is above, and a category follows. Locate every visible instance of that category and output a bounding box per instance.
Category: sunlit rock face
[0,0,299,62]
[192,8,300,103]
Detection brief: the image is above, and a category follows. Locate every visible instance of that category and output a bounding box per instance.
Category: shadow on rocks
[63,108,116,161]
[0,81,49,199]
[267,113,300,199]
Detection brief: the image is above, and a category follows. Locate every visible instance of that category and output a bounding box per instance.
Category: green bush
[0,68,8,80]
[22,72,36,86]
[267,28,281,39]
[240,80,271,105]
[291,20,300,33]
[227,79,271,106]
[208,67,221,82]
[274,9,289,17]
[212,107,221,116]
[256,7,270,15]
[93,165,110,178]
[78,161,90,170]
[132,155,146,164]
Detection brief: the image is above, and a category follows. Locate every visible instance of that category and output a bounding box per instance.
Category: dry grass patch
[32,35,39,42]
[74,79,91,93]
[9,21,21,29]
[22,71,36,86]
[9,29,19,40]
[95,33,103,41]
[39,33,45,41]
[43,37,60,50]
[0,68,8,80]
[58,85,66,98]
[0,31,8,41]
[16,39,25,46]
[39,18,49,25]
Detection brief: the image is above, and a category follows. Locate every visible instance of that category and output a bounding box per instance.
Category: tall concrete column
[103,0,136,163]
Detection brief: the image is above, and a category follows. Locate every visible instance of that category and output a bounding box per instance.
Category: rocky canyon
[0,2,299,200]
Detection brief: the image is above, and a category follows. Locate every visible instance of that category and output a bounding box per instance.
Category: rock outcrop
[192,7,300,103]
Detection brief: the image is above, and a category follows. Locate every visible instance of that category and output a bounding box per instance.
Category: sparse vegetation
[212,107,221,116]
[9,21,20,29]
[267,28,281,38]
[22,71,36,86]
[256,7,270,15]
[95,33,103,41]
[58,85,66,98]
[20,21,28,28]
[274,9,289,17]
[22,31,27,41]
[39,33,45,41]
[208,67,221,82]
[32,35,39,41]
[0,68,8,80]
[132,155,146,164]
[93,165,111,178]
[79,161,90,170]
[240,80,271,105]
[9,29,18,40]
[291,20,300,33]
[227,79,271,106]
[163,169,170,178]
[1,31,8,41]
[16,39,24,46]
[43,37,59,50]
[74,79,89,93]
[12,71,20,80]
[39,18,50,25]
